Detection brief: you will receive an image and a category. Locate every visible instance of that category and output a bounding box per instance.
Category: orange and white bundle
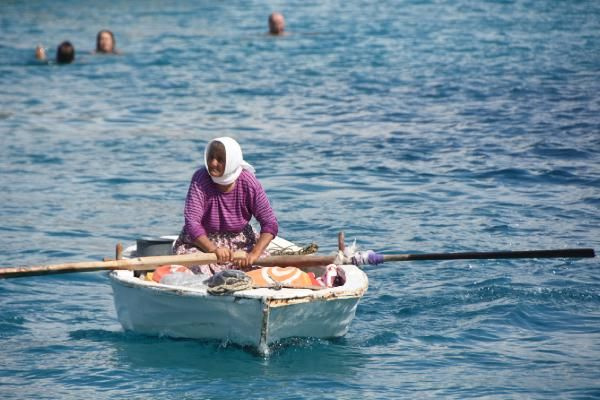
[246,266,320,288]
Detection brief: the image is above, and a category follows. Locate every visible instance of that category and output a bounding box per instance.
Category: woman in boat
[173,137,279,275]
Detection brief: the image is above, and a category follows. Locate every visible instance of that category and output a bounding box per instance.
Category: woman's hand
[233,233,273,270]
[234,251,260,271]
[213,247,232,263]
[193,236,232,263]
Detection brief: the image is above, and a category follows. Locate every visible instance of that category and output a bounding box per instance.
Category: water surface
[1,0,599,398]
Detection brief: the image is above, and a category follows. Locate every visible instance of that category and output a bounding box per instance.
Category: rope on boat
[206,270,253,295]
[269,242,319,256]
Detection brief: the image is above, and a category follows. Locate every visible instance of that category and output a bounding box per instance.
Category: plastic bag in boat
[152,265,192,283]
[160,272,211,288]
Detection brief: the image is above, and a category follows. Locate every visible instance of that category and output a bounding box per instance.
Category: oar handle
[0,253,218,278]
[383,248,595,262]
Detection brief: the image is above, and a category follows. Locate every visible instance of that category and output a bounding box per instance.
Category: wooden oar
[0,253,337,279]
[0,247,594,279]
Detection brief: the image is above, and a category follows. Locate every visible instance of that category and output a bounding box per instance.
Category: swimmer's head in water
[268,12,285,35]
[96,30,116,53]
[56,41,75,64]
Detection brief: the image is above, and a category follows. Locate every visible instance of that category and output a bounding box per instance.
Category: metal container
[136,237,175,257]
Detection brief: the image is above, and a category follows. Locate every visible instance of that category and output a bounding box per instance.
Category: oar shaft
[383,248,595,262]
[255,255,336,268]
[0,253,337,279]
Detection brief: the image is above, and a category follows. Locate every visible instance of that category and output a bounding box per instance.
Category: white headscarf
[204,137,255,185]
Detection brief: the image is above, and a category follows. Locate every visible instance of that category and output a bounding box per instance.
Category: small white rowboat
[108,236,368,354]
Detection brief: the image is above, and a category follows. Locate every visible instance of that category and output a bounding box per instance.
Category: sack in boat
[246,267,321,288]
[206,269,253,295]
[160,272,211,288]
[152,265,193,283]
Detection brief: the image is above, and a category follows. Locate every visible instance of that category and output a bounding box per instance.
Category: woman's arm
[183,170,208,240]
[247,175,279,238]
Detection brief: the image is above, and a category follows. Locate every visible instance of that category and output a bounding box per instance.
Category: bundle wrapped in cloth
[246,265,345,289]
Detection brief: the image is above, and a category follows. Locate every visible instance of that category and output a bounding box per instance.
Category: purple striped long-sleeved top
[183,168,278,240]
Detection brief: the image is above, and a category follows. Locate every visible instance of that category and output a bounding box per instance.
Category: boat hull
[109,265,367,352]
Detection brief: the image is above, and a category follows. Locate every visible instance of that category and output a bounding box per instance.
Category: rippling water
[1,0,599,398]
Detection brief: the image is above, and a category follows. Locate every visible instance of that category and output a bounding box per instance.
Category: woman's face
[206,142,226,177]
[98,32,114,52]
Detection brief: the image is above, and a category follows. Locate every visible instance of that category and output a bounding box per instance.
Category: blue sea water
[1,0,599,398]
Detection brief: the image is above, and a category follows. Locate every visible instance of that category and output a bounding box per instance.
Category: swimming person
[35,45,46,61]
[173,137,279,275]
[35,41,75,64]
[268,12,286,35]
[95,29,119,54]
[56,41,75,63]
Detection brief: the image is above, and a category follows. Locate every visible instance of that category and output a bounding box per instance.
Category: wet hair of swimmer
[96,29,116,53]
[56,41,75,64]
